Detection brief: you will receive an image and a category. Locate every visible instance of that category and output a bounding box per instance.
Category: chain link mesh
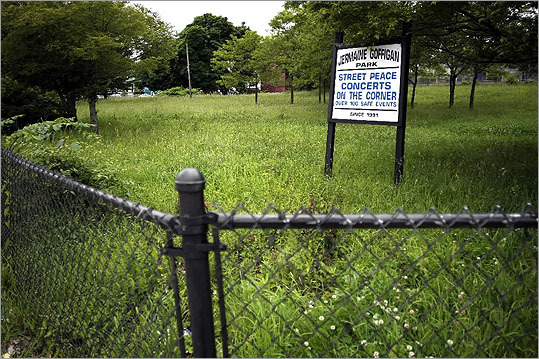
[1,148,191,357]
[212,204,538,358]
[2,147,537,358]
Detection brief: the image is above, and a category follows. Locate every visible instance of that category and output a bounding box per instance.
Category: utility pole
[186,42,192,98]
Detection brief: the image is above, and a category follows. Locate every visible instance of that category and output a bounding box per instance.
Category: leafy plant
[158,86,201,96]
[2,117,131,197]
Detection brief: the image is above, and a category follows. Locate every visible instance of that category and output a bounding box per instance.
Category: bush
[506,75,519,85]
[158,86,201,96]
[2,117,132,197]
[1,77,68,134]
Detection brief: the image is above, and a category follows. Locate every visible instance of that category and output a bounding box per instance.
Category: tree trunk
[89,96,99,134]
[410,64,419,109]
[58,91,78,120]
[469,67,479,110]
[255,86,258,105]
[290,74,294,104]
[318,75,322,103]
[323,79,326,103]
[449,72,456,108]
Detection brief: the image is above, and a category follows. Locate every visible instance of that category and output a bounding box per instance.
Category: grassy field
[2,83,537,357]
[77,83,537,214]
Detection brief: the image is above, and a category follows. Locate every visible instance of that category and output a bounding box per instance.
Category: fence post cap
[175,168,205,192]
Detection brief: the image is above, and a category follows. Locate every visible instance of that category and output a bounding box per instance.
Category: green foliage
[2,117,131,197]
[212,30,264,94]
[158,86,201,96]
[0,77,67,134]
[167,13,249,92]
[1,1,175,124]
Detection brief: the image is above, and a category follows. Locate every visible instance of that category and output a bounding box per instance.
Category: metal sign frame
[324,25,411,185]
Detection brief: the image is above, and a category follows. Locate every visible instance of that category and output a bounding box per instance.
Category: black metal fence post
[175,168,216,358]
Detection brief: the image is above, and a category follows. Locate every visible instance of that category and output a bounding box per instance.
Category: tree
[267,7,306,104]
[279,1,537,108]
[168,14,247,93]
[1,1,174,133]
[415,2,537,108]
[211,30,264,103]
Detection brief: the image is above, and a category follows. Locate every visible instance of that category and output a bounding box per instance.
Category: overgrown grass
[77,83,537,214]
[2,83,537,357]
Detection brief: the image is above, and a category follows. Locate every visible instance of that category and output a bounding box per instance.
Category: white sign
[332,43,402,123]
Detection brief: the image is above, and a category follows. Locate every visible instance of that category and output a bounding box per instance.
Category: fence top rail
[212,206,538,230]
[1,146,181,233]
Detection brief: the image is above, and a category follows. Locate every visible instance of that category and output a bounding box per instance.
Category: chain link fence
[1,148,191,357]
[2,147,538,358]
[212,204,538,358]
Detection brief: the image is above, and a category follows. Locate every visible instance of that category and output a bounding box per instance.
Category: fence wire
[1,148,190,357]
[2,147,537,358]
[212,204,538,358]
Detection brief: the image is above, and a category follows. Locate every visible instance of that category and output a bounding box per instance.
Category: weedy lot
[76,84,537,357]
[2,83,536,358]
[78,83,537,214]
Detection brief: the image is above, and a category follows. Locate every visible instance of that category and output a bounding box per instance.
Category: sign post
[324,32,344,176]
[324,25,411,185]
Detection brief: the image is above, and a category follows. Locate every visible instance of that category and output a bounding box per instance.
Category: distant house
[262,69,286,93]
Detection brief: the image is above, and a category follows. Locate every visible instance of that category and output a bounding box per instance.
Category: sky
[132,1,286,36]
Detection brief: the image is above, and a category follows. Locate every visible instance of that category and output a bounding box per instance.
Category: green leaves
[2,1,175,122]
[212,30,263,92]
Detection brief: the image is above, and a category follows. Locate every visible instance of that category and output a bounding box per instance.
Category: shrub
[1,77,68,134]
[158,86,201,96]
[2,117,132,197]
